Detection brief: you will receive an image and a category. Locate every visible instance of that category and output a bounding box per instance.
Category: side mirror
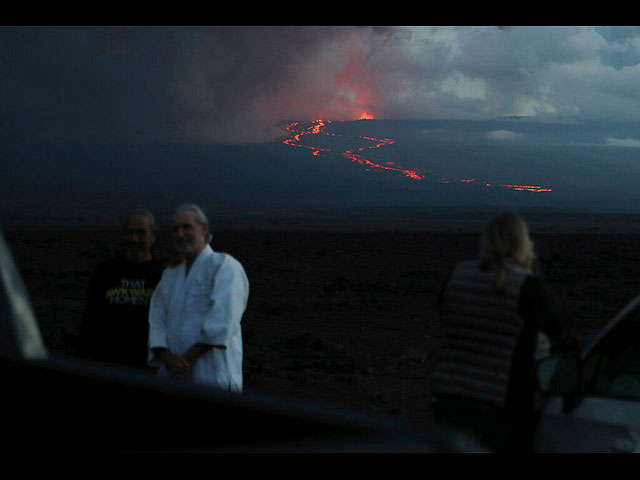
[537,353,582,396]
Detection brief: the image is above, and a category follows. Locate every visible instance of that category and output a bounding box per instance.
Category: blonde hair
[479,211,534,294]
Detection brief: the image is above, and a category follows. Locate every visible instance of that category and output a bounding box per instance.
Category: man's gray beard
[174,240,196,256]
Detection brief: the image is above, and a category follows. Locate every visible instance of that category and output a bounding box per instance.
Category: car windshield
[588,312,640,399]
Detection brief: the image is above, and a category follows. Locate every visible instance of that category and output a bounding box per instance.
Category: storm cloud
[3,26,640,145]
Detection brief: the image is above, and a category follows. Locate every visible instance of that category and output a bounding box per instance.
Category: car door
[536,308,640,453]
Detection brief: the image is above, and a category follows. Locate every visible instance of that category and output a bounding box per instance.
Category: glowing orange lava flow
[282,120,332,156]
[281,120,552,193]
[282,119,426,180]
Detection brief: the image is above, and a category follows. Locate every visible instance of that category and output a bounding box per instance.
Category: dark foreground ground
[5,227,640,429]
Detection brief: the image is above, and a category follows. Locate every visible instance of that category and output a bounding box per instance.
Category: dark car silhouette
[536,293,640,452]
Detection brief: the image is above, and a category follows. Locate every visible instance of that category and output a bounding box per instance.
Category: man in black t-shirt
[77,210,164,371]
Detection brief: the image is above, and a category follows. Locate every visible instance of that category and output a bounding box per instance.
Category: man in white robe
[148,204,249,392]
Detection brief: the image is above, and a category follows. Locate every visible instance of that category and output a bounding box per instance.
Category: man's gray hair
[122,208,158,233]
[174,203,212,243]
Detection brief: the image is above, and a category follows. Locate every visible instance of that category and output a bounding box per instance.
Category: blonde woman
[431,211,571,452]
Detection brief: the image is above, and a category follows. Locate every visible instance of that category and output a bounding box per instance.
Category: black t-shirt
[77,256,164,369]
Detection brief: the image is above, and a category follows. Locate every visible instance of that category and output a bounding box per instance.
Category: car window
[591,321,640,399]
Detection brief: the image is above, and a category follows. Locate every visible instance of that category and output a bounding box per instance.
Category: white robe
[148,245,249,392]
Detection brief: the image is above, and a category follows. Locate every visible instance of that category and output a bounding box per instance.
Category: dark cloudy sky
[4,26,640,225]
[5,26,640,145]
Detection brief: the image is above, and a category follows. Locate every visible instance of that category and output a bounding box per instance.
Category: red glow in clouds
[282,120,552,193]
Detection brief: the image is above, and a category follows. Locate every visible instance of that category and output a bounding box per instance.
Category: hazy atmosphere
[7,27,640,450]
[3,26,640,228]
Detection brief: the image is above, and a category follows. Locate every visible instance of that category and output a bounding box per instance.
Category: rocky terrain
[5,226,640,429]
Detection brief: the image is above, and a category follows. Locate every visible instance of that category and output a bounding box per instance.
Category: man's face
[123,214,156,262]
[171,210,208,257]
